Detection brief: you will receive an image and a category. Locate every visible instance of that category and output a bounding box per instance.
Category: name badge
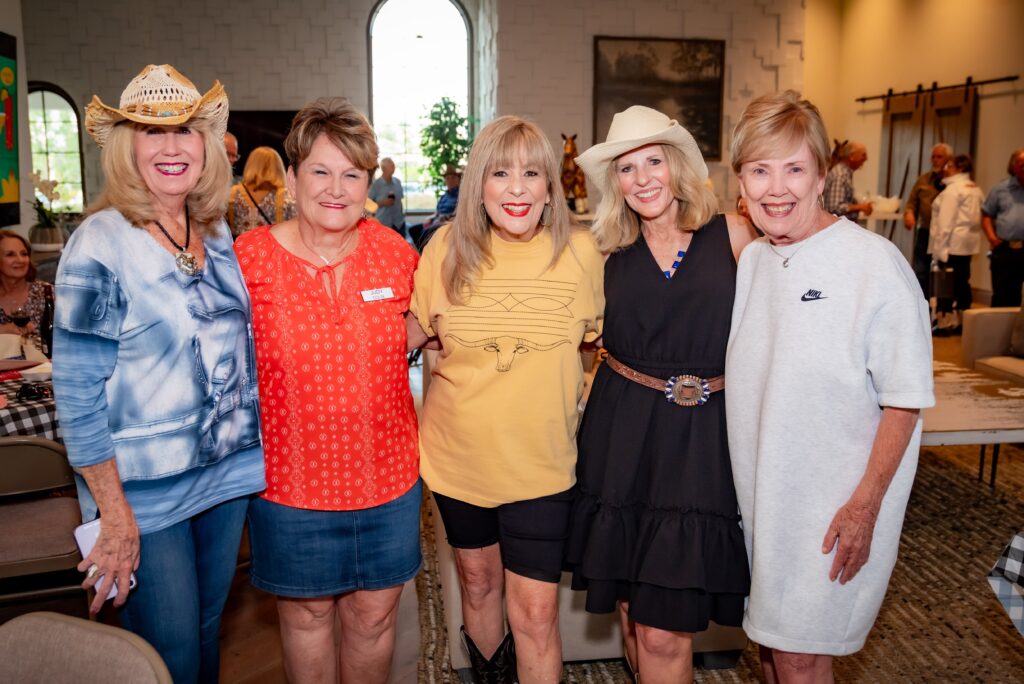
[361,287,395,302]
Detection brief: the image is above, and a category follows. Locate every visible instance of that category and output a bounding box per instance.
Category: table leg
[989,444,1000,489]
[978,445,986,481]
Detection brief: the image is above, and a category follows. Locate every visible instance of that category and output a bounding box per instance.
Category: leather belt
[605,354,724,407]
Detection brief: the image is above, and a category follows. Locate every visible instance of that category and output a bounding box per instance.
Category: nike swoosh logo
[801,290,828,301]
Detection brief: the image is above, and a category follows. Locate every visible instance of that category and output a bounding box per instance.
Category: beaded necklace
[662,249,686,279]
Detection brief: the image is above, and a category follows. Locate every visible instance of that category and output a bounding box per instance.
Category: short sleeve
[864,251,935,409]
[577,233,605,343]
[367,179,383,203]
[392,231,419,310]
[982,184,1001,217]
[411,227,446,337]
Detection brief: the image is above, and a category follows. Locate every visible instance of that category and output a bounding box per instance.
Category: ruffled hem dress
[565,215,750,633]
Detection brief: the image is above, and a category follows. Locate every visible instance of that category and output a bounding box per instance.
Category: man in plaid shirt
[824,141,873,221]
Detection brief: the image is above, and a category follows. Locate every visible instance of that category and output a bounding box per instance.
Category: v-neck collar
[639,228,698,281]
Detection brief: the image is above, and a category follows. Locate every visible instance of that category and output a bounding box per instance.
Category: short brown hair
[1008,148,1024,175]
[284,98,378,177]
[731,90,830,178]
[951,153,973,177]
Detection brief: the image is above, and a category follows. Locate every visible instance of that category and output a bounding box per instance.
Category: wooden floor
[217,335,1022,683]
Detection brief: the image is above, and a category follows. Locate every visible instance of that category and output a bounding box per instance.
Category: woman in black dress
[567,106,756,683]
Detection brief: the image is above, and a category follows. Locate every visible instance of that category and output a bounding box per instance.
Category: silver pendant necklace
[154,207,199,276]
[300,230,353,267]
[767,240,807,268]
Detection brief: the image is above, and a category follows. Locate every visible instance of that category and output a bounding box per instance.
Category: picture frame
[593,36,725,161]
[0,31,20,227]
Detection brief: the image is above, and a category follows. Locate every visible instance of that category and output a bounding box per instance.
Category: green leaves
[419,97,472,197]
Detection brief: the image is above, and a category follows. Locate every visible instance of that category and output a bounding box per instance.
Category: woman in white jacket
[929,154,984,331]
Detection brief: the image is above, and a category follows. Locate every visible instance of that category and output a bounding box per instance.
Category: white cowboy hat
[85,64,228,148]
[575,106,708,193]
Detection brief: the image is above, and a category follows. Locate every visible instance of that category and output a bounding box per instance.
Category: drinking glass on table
[9,308,31,330]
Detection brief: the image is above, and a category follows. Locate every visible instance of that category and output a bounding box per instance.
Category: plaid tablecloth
[988,531,1024,637]
[0,379,61,441]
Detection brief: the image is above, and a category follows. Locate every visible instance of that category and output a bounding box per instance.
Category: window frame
[27,80,87,213]
[366,0,474,127]
[366,0,474,215]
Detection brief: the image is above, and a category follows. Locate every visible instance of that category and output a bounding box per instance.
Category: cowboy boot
[462,627,505,684]
[489,632,517,684]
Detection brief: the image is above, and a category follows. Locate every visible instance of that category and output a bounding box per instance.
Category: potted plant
[26,171,66,251]
[419,97,472,196]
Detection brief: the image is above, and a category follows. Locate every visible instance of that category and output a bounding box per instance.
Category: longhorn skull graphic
[446,335,571,372]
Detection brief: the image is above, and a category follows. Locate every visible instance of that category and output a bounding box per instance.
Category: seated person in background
[0,230,54,355]
[409,164,461,249]
[824,140,873,221]
[368,156,405,235]
[227,146,296,237]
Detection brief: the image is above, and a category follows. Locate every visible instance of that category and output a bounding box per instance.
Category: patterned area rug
[415,445,1024,682]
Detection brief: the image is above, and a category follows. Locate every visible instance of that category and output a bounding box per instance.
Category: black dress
[566,215,750,633]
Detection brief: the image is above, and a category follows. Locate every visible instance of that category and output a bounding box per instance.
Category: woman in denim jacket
[52,65,265,684]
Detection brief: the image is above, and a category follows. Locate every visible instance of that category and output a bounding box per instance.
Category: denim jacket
[53,209,261,481]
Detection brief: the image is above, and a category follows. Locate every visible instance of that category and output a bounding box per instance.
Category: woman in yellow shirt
[409,116,604,683]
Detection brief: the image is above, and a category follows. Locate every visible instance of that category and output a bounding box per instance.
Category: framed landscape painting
[593,36,725,160]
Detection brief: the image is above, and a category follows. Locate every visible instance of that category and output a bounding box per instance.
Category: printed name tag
[360,287,395,302]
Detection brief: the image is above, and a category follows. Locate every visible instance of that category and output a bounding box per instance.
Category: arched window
[27,82,85,213]
[369,0,470,212]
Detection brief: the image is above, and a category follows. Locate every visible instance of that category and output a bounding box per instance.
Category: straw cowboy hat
[575,105,707,194]
[84,64,228,148]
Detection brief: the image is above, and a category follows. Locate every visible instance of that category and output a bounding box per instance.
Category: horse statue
[560,134,588,214]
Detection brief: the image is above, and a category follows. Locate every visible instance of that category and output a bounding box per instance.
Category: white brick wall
[491,0,805,205]
[23,0,379,203]
[22,0,803,206]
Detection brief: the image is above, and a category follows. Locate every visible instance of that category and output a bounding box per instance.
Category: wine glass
[9,307,31,330]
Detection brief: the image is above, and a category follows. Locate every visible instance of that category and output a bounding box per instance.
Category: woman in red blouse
[235,98,420,684]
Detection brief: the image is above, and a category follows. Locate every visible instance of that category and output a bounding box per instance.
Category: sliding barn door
[878,94,925,259]
[876,86,977,261]
[922,87,977,165]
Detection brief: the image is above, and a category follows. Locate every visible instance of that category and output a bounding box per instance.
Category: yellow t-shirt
[412,225,605,507]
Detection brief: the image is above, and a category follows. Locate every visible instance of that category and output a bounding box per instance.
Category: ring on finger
[86,564,100,580]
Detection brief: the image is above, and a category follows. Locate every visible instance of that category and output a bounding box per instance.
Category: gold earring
[540,203,553,227]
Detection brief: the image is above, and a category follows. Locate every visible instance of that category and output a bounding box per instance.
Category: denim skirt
[248,479,422,597]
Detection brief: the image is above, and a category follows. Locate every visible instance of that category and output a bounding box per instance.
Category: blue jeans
[119,497,250,683]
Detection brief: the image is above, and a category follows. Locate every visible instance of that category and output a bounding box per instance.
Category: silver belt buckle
[664,374,710,406]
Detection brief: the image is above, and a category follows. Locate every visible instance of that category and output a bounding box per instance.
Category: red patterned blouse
[235,220,420,510]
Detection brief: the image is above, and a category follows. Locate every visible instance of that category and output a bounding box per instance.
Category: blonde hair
[284,98,378,177]
[88,118,231,236]
[730,90,830,178]
[242,146,287,191]
[442,115,577,304]
[591,144,718,253]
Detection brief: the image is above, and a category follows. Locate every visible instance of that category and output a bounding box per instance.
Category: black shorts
[432,487,573,583]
